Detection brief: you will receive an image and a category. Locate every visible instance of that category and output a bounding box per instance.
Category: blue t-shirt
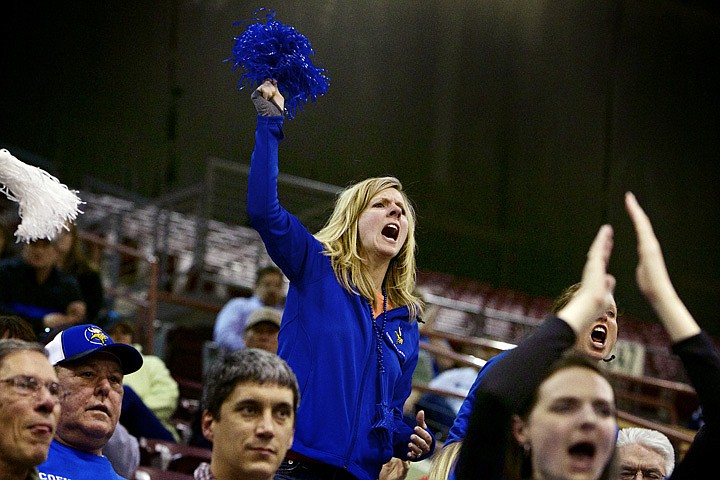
[38,440,124,480]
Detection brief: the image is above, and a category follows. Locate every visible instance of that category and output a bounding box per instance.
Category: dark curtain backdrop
[1,1,719,332]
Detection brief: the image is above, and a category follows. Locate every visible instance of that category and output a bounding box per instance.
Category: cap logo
[85,326,109,345]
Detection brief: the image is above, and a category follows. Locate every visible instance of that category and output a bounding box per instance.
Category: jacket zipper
[342,304,378,470]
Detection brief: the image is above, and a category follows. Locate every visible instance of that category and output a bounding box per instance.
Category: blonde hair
[314,176,422,318]
[428,441,463,480]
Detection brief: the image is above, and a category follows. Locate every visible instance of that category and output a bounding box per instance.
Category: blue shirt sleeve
[213,297,262,351]
[444,352,505,444]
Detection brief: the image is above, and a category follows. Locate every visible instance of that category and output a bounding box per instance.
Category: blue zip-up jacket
[247,115,432,480]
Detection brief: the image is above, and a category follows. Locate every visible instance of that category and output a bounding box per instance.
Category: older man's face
[618,443,667,480]
[55,353,123,455]
[0,350,61,470]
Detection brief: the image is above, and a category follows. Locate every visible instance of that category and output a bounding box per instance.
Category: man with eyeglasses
[37,324,143,480]
[0,339,61,480]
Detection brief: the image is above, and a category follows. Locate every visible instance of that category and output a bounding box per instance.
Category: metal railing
[75,165,700,448]
[78,230,159,354]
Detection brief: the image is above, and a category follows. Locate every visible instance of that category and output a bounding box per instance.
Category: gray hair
[0,339,47,366]
[202,348,299,421]
[617,427,675,476]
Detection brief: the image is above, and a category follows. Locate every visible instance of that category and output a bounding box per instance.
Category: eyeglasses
[0,375,65,403]
[619,467,665,480]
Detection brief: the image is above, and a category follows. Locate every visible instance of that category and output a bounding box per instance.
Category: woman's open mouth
[568,441,597,471]
[382,224,399,241]
[590,325,607,347]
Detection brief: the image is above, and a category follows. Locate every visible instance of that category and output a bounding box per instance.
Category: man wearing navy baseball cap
[38,324,143,480]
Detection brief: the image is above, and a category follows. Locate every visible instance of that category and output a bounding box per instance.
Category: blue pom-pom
[229,9,330,119]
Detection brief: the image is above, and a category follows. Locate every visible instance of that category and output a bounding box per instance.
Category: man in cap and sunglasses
[38,324,143,480]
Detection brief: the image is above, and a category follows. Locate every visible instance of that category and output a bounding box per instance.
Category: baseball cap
[45,324,143,374]
[244,307,282,332]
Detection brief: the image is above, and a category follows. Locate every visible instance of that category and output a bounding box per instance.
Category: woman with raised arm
[246,80,433,480]
[456,223,620,480]
[444,280,619,447]
[624,192,716,479]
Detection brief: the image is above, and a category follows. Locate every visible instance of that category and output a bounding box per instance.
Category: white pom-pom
[0,148,84,243]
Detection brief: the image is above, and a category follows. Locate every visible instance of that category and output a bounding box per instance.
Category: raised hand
[625,192,699,342]
[251,79,285,116]
[624,192,677,302]
[556,224,616,336]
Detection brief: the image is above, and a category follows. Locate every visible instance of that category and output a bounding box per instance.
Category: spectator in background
[0,314,36,341]
[0,222,16,260]
[0,238,86,338]
[103,423,142,479]
[117,383,176,442]
[416,366,479,441]
[192,307,283,449]
[213,265,284,352]
[243,306,282,353]
[54,223,105,324]
[107,320,180,439]
[38,324,143,480]
[195,348,298,480]
[408,302,475,441]
[616,428,675,480]
[0,339,61,480]
[418,303,458,375]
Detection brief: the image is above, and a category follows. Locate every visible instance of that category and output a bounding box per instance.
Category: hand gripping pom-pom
[0,149,83,243]
[228,9,330,119]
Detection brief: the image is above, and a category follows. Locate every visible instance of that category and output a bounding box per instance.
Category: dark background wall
[1,1,719,332]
